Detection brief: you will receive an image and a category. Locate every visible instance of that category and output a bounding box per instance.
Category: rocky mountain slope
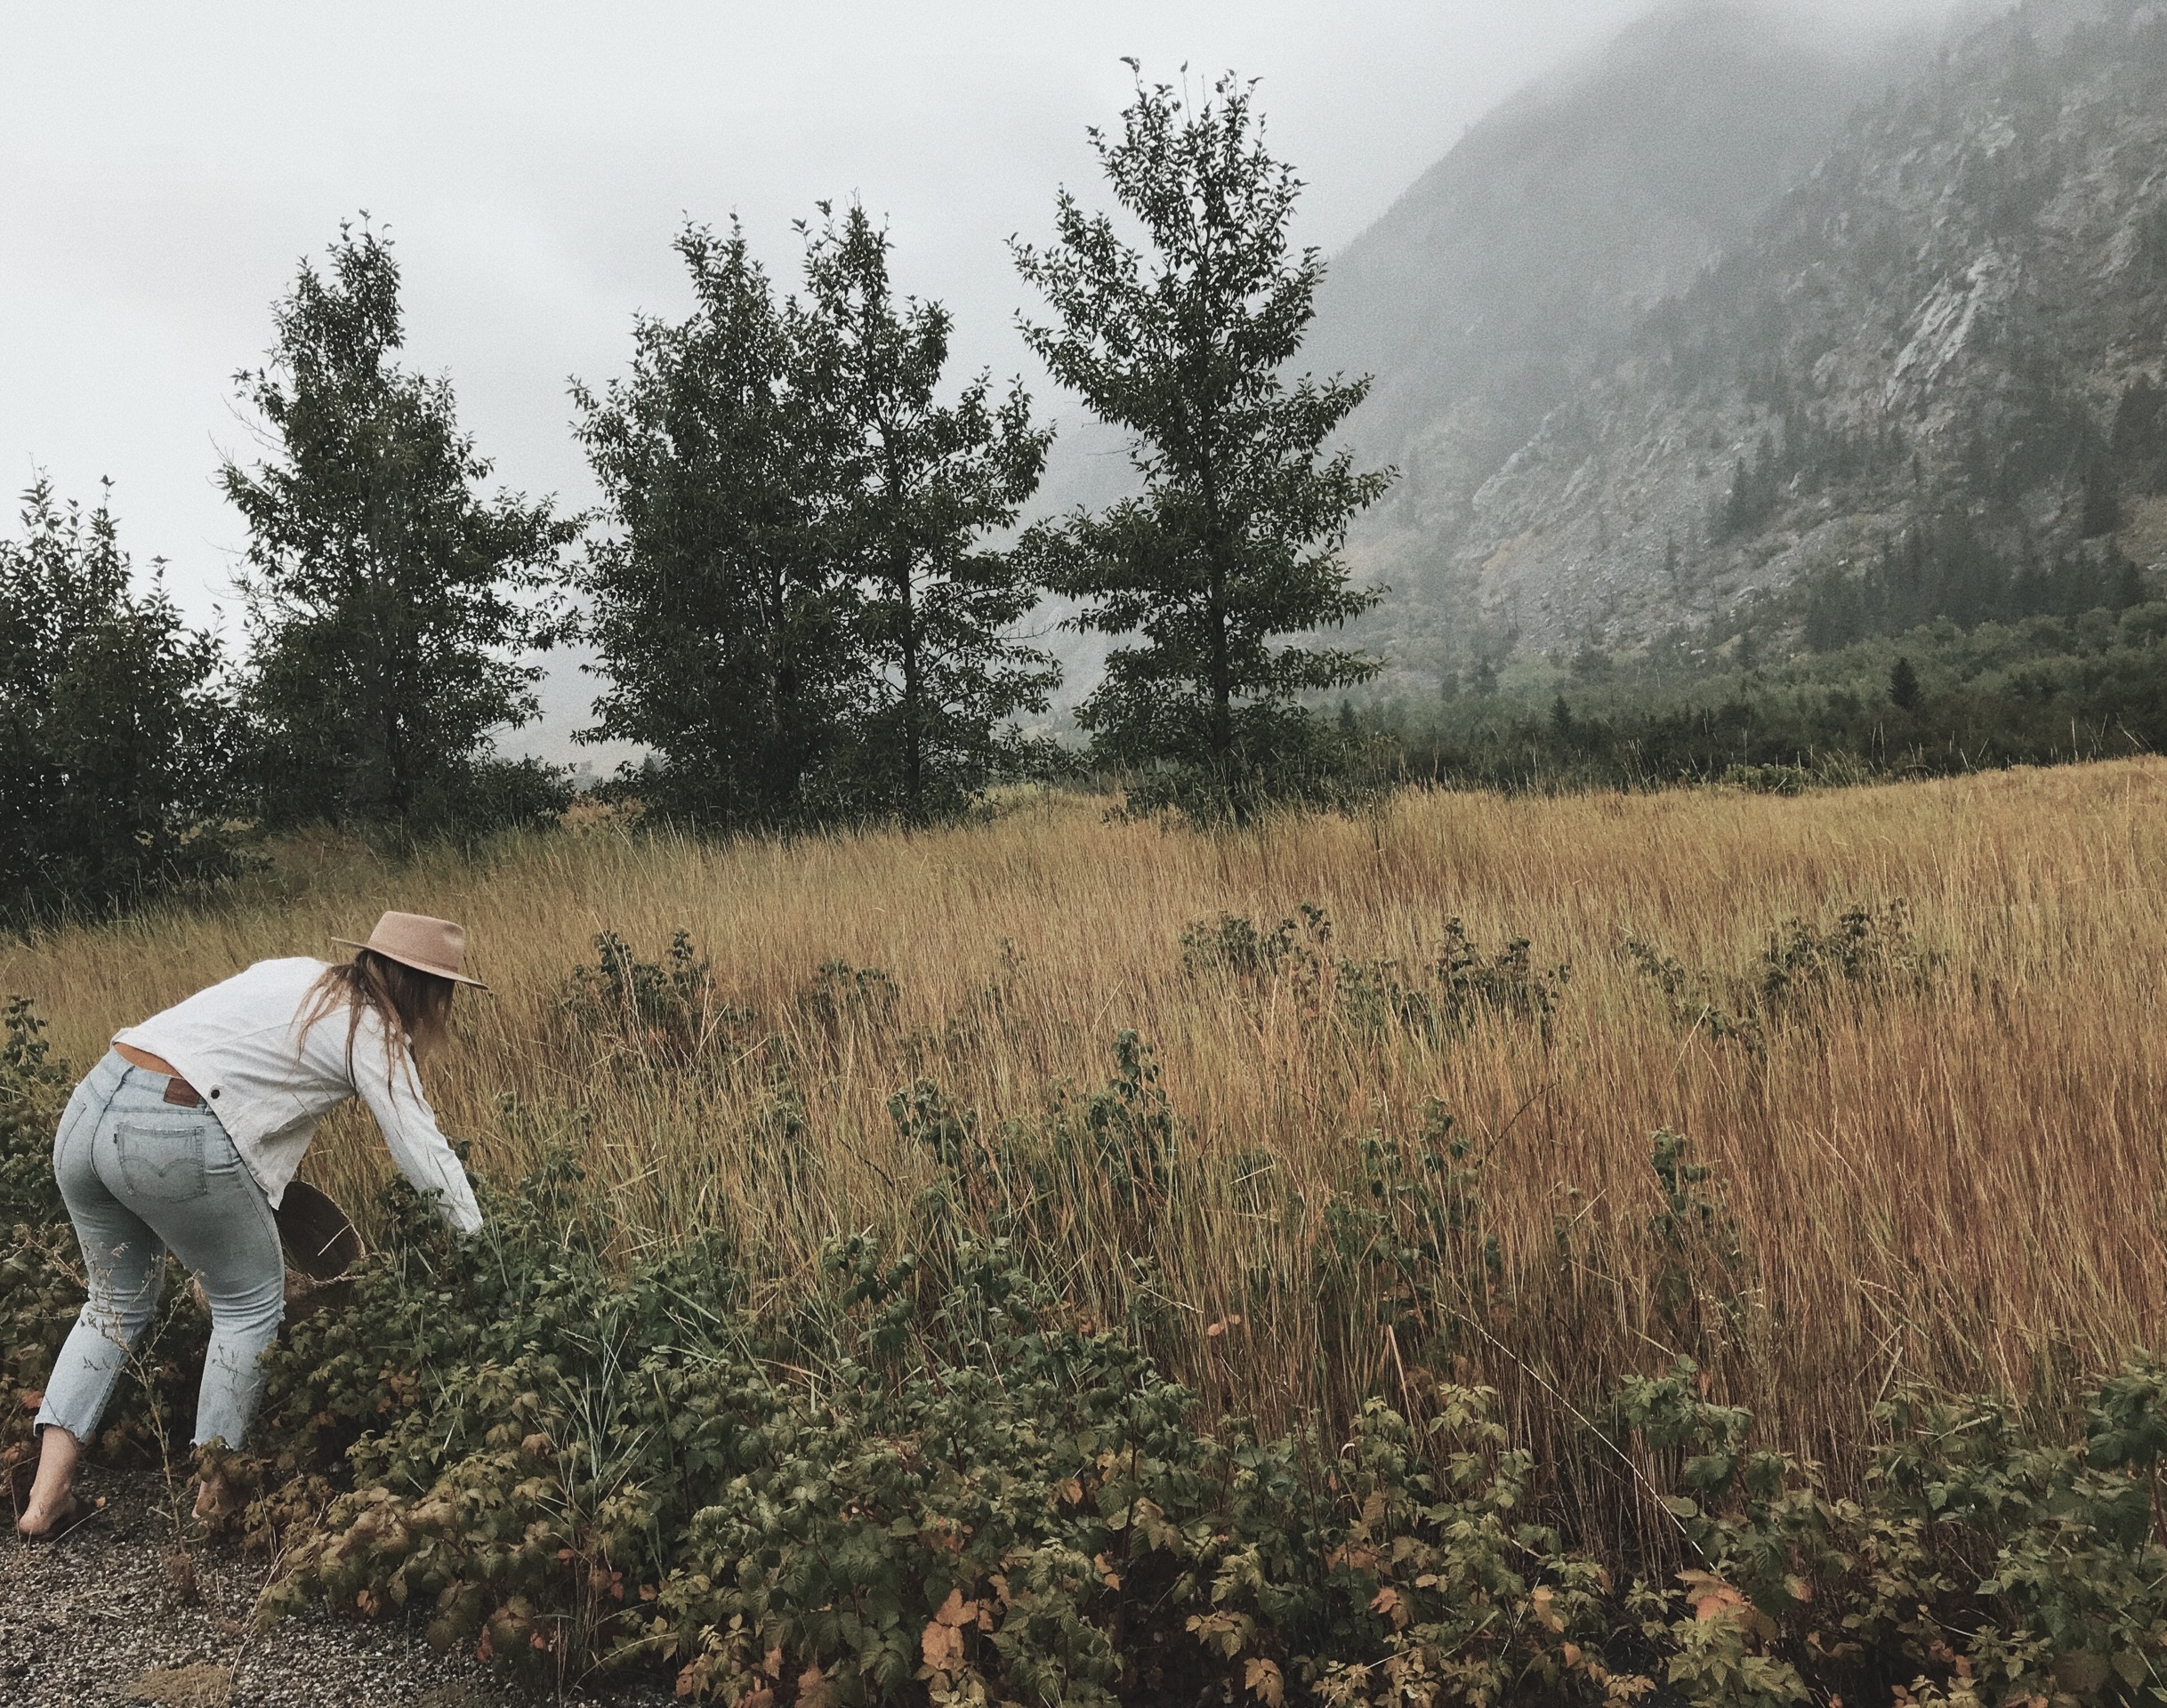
[1309,3,1912,528]
[1336,0,2167,690]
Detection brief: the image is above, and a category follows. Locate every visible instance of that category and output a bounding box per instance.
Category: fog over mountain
[1317,0,2167,699]
[983,0,1966,735]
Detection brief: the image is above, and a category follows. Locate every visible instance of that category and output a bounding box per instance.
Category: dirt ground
[0,1465,668,1708]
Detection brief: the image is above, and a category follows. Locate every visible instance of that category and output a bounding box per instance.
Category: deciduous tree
[799,204,1056,822]
[225,222,573,830]
[0,481,239,924]
[1013,70,1393,811]
[574,223,853,826]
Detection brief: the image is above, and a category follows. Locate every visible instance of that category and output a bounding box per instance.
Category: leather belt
[114,1042,205,1108]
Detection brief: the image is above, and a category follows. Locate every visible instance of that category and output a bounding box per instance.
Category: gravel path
[0,1465,673,1708]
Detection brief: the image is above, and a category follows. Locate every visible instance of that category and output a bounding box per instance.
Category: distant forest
[1374,560,2166,793]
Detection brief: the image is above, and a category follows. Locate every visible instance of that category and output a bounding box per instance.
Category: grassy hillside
[8,762,2164,1473]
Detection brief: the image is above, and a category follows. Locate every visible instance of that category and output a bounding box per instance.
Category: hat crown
[364,912,468,979]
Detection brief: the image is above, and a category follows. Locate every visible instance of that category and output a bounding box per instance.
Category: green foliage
[1644,1132,1747,1354]
[1757,899,1931,1015]
[0,998,73,1441]
[1605,1353,2167,1708]
[1394,599,2167,794]
[1336,920,1571,1044]
[575,222,850,827]
[560,929,752,1074]
[0,481,245,927]
[1013,70,1392,816]
[1180,905,1333,979]
[1320,1105,1498,1365]
[20,959,2167,1704]
[225,222,576,833]
[578,211,1060,832]
[1628,897,1931,1057]
[207,1121,1645,1707]
[798,203,1059,823]
[1179,906,1567,1046]
[1801,523,2145,654]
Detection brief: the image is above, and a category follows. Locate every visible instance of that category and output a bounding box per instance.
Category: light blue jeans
[36,1051,285,1449]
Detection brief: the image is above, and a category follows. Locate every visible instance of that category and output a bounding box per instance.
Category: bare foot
[17,1426,80,1539]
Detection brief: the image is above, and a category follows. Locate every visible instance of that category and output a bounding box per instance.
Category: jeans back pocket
[115,1120,209,1204]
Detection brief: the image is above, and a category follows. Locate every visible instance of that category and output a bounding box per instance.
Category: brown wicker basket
[273,1181,366,1282]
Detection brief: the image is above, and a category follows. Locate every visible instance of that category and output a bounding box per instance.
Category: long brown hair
[298,949,457,1084]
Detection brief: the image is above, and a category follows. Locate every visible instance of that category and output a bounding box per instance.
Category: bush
[0,482,246,928]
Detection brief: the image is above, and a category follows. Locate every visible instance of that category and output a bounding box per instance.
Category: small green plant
[1623,938,1765,1049]
[1628,897,1930,1051]
[1757,898,1929,1017]
[1647,1130,1748,1353]
[560,929,750,1071]
[1322,1101,1498,1369]
[1340,918,1570,1043]
[1721,762,1815,795]
[1180,904,1333,978]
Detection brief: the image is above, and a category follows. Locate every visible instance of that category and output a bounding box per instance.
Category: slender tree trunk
[762,556,791,823]
[884,449,923,823]
[898,541,922,822]
[1199,454,1232,769]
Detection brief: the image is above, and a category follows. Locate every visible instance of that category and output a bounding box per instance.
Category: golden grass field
[5,760,2165,1505]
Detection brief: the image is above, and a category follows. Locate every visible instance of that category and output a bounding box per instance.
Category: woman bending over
[16,912,487,1539]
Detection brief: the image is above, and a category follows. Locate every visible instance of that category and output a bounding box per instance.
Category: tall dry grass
[6,760,2165,1534]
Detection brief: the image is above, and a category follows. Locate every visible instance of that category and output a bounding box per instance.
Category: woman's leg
[140,1120,286,1455]
[24,1058,163,1536]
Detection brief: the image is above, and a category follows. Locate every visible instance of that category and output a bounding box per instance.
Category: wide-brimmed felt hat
[332,911,490,990]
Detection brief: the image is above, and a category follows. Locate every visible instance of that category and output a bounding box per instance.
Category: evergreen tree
[798,205,1057,821]
[574,223,853,826]
[224,223,574,829]
[1889,656,1921,711]
[2079,456,2122,538]
[0,482,239,924]
[1013,69,1392,810]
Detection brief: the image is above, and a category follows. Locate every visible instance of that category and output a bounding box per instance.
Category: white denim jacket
[113,956,483,1235]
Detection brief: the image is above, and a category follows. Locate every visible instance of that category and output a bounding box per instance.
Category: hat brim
[330,938,492,991]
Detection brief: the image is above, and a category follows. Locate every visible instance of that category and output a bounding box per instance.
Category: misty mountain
[1309,3,1915,502]
[1341,0,2167,689]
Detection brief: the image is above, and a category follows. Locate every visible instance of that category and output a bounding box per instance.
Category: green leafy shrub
[1180,905,1333,978]
[1627,897,1931,1052]
[1338,919,1570,1043]
[1180,906,1569,1044]
[561,928,753,1072]
[1,997,73,1459]
[1319,1103,1498,1367]
[1,482,247,927]
[20,951,2167,1706]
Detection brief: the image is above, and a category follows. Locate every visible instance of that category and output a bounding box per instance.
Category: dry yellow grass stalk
[5,759,2163,1492]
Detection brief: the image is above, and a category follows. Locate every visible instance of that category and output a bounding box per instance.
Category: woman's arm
[349,1017,484,1236]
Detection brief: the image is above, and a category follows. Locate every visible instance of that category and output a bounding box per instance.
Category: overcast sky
[1,1,1950,633]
